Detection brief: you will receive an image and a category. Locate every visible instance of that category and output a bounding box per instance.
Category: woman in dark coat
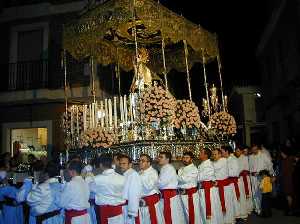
[280,147,295,215]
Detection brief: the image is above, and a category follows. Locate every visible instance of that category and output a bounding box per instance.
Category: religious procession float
[60,0,237,164]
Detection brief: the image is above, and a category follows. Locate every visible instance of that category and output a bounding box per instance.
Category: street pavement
[246,209,300,224]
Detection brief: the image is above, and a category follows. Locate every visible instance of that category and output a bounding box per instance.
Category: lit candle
[224,95,228,111]
[108,99,113,127]
[114,96,117,129]
[83,105,86,131]
[94,101,98,127]
[120,96,124,124]
[100,101,104,127]
[91,103,95,128]
[89,104,92,129]
[129,93,133,125]
[105,99,109,128]
[76,106,79,135]
[132,93,136,121]
[70,106,74,135]
[124,95,128,126]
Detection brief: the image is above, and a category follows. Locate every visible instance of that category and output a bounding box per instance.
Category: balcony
[4,60,49,91]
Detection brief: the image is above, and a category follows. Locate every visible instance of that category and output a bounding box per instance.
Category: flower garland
[79,128,117,149]
[174,100,201,129]
[140,83,176,125]
[208,111,237,137]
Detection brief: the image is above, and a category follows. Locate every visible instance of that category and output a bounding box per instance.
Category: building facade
[257,0,300,145]
[229,84,265,146]
[0,0,114,158]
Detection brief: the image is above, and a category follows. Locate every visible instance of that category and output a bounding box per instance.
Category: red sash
[142,194,160,224]
[135,212,140,224]
[200,181,214,219]
[97,203,124,224]
[160,189,177,224]
[216,178,230,213]
[184,187,198,224]
[239,170,250,198]
[65,209,87,224]
[229,177,240,200]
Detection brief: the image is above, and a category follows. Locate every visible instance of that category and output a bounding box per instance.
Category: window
[17,29,43,62]
[11,128,48,162]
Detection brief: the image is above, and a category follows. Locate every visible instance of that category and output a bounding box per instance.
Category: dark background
[160,0,269,89]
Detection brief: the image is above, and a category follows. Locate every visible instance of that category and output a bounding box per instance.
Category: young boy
[259,169,272,217]
[60,160,91,224]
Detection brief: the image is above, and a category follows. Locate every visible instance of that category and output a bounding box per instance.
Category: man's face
[243,148,248,155]
[67,169,76,178]
[119,158,131,173]
[235,149,242,157]
[221,148,229,158]
[212,150,221,161]
[199,150,207,161]
[139,156,150,170]
[182,155,193,166]
[251,146,259,155]
[158,154,169,166]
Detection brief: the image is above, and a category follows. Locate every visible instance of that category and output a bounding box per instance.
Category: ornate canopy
[63,0,219,73]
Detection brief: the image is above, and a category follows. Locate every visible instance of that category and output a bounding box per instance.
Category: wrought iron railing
[7,60,48,90]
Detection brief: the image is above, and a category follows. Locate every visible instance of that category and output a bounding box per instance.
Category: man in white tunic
[221,146,242,220]
[242,146,254,213]
[198,148,223,224]
[158,151,186,224]
[90,153,126,224]
[138,154,164,224]
[29,162,63,224]
[234,145,253,218]
[178,151,201,224]
[82,165,97,224]
[249,144,274,215]
[60,160,91,224]
[119,155,142,224]
[212,149,235,224]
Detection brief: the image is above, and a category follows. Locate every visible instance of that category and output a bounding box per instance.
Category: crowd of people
[0,143,299,224]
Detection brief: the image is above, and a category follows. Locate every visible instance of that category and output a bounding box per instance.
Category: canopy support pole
[202,48,211,118]
[183,40,192,101]
[217,54,225,111]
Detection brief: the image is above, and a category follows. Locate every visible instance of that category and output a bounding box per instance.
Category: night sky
[160,0,269,90]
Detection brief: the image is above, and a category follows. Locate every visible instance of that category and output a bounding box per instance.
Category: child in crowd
[259,169,273,217]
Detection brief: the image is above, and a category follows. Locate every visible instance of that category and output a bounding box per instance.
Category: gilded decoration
[63,0,218,73]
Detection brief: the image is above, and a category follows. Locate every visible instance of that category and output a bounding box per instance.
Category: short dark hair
[259,169,270,177]
[45,161,59,178]
[183,151,194,159]
[117,154,132,163]
[251,143,261,148]
[160,151,172,163]
[203,148,212,159]
[68,160,83,174]
[96,153,113,168]
[212,148,222,153]
[222,145,234,154]
[139,154,152,164]
[113,153,122,159]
